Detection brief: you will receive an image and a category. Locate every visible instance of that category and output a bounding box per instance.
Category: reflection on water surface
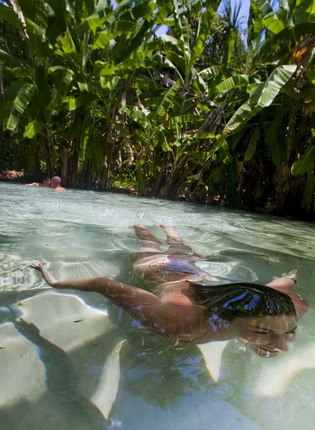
[0,182,314,430]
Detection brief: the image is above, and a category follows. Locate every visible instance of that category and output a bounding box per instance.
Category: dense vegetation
[0,0,314,218]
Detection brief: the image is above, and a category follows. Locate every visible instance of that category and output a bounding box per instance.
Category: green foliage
[224,65,297,135]
[1,80,35,130]
[154,80,180,117]
[215,74,249,94]
[0,0,314,217]
[0,4,20,28]
[244,127,260,162]
[23,120,45,138]
[291,147,315,175]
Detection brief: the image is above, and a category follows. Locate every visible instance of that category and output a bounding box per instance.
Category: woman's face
[233,315,298,358]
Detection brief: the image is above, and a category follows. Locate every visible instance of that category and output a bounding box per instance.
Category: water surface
[0,182,314,430]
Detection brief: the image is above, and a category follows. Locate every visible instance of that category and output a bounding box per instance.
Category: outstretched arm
[31,263,161,314]
[30,264,187,336]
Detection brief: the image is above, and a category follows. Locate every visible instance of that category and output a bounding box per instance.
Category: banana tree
[214,0,315,215]
[0,0,162,185]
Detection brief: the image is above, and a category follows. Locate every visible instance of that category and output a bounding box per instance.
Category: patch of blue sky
[114,0,280,43]
[155,25,168,36]
[155,0,280,39]
[217,0,250,29]
[155,0,252,38]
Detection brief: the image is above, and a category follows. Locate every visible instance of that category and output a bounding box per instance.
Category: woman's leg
[134,224,193,255]
[132,225,164,279]
[159,225,193,255]
[134,224,162,253]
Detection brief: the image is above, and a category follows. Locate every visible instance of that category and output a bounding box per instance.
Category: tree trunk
[60,145,69,186]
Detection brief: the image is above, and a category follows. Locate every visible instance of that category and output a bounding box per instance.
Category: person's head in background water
[50,176,66,191]
[26,175,50,187]
[40,177,50,187]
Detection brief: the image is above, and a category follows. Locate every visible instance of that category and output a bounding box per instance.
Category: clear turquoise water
[0,182,315,430]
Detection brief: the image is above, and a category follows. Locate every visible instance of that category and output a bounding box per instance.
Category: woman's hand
[30,263,57,286]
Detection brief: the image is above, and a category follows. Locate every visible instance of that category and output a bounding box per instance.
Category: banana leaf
[23,120,45,139]
[2,80,35,131]
[224,65,297,135]
[153,80,180,117]
[0,4,20,27]
[291,146,315,175]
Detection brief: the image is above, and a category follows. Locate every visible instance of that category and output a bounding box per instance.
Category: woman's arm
[31,264,181,334]
[31,264,161,310]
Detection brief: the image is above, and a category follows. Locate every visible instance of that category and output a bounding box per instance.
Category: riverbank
[1,171,313,222]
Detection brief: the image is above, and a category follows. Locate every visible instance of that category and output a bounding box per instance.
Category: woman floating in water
[32,225,307,357]
[26,176,50,187]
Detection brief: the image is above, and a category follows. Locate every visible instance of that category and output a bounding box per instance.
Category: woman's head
[193,282,298,357]
[233,314,297,357]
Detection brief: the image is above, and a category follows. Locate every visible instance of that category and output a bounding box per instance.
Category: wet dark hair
[191,282,296,320]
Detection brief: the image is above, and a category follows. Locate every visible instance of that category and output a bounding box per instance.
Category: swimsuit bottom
[165,255,204,275]
[133,254,214,282]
